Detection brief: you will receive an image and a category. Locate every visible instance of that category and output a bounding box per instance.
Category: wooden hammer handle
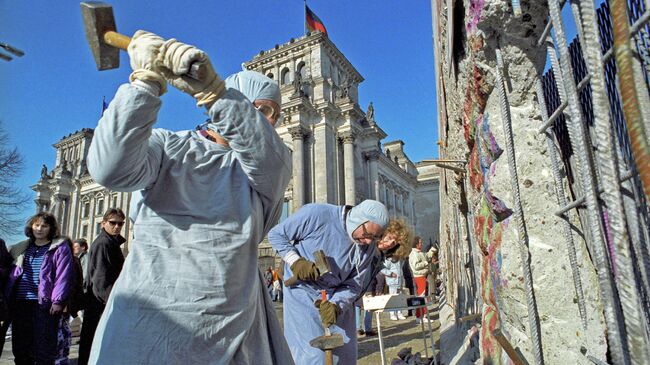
[103,30,204,81]
[103,31,130,50]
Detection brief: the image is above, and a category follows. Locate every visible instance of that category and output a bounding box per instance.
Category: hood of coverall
[224,70,281,106]
[345,200,389,243]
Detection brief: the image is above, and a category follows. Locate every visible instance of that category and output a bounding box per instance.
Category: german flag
[305,5,328,36]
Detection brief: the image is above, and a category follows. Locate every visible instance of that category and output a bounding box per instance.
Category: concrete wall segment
[433,0,608,362]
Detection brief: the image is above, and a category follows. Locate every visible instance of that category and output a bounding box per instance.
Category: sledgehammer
[285,250,331,287]
[80,1,203,79]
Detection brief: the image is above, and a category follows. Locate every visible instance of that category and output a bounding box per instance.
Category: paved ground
[358,303,440,365]
[0,300,440,364]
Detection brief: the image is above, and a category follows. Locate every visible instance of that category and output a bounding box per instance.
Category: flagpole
[303,0,307,35]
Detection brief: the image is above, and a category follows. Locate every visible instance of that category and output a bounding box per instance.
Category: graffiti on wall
[461,3,515,359]
[475,189,512,364]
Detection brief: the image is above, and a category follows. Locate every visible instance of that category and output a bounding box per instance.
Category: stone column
[364,151,380,200]
[340,132,356,205]
[289,126,306,210]
[404,192,412,220]
[313,110,336,203]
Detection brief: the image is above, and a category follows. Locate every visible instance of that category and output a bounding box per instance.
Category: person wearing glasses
[268,200,389,364]
[78,208,126,365]
[84,31,292,364]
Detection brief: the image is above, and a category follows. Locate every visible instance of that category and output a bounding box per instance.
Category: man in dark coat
[78,208,126,365]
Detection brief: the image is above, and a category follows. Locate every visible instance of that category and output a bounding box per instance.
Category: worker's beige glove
[290,257,321,282]
[127,30,167,96]
[157,39,225,108]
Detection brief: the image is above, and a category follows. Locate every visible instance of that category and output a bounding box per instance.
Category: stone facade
[34,32,440,272]
[32,128,133,254]
[245,32,440,267]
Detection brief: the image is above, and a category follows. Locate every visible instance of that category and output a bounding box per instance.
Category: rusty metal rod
[611,0,650,212]
[547,0,630,361]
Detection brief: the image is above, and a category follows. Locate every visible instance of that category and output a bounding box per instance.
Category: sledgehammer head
[81,1,119,70]
[309,333,344,351]
[313,250,331,276]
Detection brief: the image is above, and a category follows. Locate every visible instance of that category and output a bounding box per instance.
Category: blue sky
[0,1,438,239]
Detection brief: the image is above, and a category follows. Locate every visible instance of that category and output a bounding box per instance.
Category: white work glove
[127,30,167,96]
[156,39,225,108]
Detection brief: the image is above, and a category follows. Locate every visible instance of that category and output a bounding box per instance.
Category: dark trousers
[0,319,11,358]
[77,297,105,365]
[404,278,415,316]
[12,300,59,365]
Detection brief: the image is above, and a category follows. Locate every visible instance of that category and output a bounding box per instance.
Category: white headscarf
[224,70,281,105]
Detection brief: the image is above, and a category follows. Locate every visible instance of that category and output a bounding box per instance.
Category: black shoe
[357,329,365,336]
[365,330,377,336]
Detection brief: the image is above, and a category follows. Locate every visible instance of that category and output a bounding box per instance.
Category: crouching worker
[268,200,389,364]
[86,30,293,364]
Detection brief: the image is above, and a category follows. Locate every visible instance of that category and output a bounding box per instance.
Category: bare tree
[0,121,29,237]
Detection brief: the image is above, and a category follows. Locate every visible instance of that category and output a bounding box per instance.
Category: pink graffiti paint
[467,0,486,34]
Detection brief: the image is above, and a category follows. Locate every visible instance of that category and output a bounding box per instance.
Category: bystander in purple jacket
[5,238,75,305]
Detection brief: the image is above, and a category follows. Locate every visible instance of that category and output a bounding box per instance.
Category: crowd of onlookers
[0,208,438,364]
[355,235,439,337]
[0,208,127,364]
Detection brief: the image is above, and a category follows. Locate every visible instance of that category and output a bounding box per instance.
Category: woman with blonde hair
[377,219,412,261]
[378,219,412,321]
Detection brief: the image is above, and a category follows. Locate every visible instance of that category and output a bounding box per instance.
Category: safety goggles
[255,104,282,125]
[361,223,384,241]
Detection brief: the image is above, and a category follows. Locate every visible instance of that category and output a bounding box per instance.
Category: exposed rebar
[611,0,650,204]
[495,47,544,365]
[554,169,635,216]
[547,0,631,361]
[578,0,650,361]
[535,80,588,329]
[537,74,591,134]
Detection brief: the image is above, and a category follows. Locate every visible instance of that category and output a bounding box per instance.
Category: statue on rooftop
[40,164,49,180]
[367,102,375,121]
[292,71,305,97]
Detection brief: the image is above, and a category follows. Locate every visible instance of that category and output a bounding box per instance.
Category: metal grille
[569,40,595,128]
[629,0,650,95]
[534,0,650,362]
[542,71,575,184]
